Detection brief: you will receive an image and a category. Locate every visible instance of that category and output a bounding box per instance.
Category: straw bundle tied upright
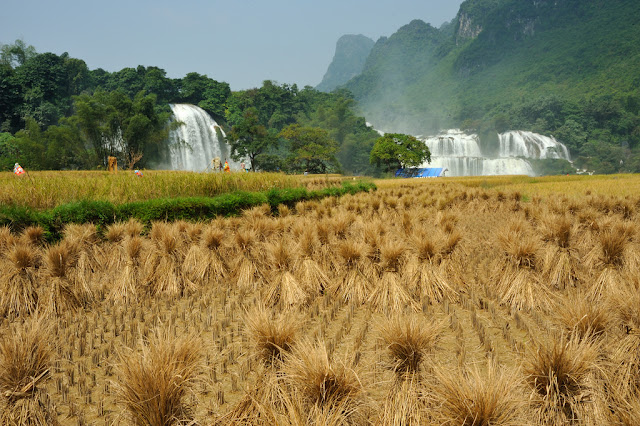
[40,241,91,316]
[107,236,149,303]
[432,361,525,426]
[330,240,371,305]
[0,316,58,425]
[494,221,553,311]
[526,334,601,424]
[293,229,330,296]
[0,245,39,319]
[283,340,368,424]
[114,328,203,425]
[367,239,417,313]
[406,228,460,304]
[263,239,307,307]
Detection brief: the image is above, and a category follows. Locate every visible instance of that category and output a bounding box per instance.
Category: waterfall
[428,157,534,177]
[168,104,240,171]
[499,131,571,160]
[423,129,482,157]
[415,129,570,177]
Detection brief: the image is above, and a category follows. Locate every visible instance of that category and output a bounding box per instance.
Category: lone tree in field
[369,133,430,172]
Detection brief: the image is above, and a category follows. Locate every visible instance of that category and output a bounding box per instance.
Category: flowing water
[168,104,240,171]
[419,129,570,176]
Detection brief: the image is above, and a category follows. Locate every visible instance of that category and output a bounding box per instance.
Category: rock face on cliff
[316,34,374,93]
[333,0,640,135]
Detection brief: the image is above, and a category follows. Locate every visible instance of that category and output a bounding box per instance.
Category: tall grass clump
[608,287,640,409]
[220,307,302,424]
[114,328,203,426]
[19,226,45,246]
[146,222,193,297]
[0,316,57,425]
[556,293,610,341]
[293,228,329,296]
[107,236,149,303]
[230,229,263,293]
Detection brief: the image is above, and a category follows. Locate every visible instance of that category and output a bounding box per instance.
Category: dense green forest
[344,0,640,174]
[0,40,381,175]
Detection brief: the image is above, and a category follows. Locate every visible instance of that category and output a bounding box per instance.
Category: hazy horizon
[1,0,464,91]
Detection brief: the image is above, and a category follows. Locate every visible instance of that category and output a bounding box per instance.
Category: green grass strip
[0,181,376,241]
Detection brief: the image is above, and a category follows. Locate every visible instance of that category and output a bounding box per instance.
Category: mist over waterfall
[415,129,570,177]
[168,104,239,171]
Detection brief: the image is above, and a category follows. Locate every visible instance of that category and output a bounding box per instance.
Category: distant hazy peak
[316,34,375,93]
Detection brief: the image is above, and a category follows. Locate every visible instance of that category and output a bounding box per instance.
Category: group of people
[212,157,247,173]
[13,159,249,176]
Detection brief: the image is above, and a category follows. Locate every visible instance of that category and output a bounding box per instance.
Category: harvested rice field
[1,175,640,425]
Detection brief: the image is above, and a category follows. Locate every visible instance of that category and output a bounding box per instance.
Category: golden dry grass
[0,170,303,209]
[1,173,640,423]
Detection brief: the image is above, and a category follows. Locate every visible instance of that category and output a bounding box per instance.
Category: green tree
[278,124,339,173]
[226,107,277,170]
[11,117,47,169]
[68,89,170,169]
[369,133,431,172]
[0,132,18,170]
[0,65,21,132]
[0,39,37,68]
[43,124,91,169]
[178,72,230,117]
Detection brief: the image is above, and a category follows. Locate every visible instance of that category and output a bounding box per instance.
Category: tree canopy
[278,124,339,173]
[369,133,431,172]
[226,107,277,171]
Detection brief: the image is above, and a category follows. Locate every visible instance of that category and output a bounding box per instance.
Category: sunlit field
[1,174,640,424]
[0,171,346,209]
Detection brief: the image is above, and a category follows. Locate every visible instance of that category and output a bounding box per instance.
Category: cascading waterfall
[423,129,483,157]
[499,131,570,160]
[417,129,569,176]
[168,104,240,171]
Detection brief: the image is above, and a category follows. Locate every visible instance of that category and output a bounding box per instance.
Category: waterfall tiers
[168,104,241,172]
[419,129,570,177]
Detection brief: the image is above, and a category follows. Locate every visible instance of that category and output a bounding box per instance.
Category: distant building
[395,167,448,178]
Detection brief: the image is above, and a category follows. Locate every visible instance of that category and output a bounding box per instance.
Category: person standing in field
[13,163,25,176]
[240,161,246,172]
[224,159,230,173]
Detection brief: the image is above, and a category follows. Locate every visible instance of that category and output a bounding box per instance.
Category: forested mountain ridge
[335,0,640,173]
[316,35,374,93]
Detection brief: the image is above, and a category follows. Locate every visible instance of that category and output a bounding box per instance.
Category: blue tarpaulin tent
[395,167,447,178]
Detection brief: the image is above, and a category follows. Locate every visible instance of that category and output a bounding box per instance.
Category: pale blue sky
[1,0,463,90]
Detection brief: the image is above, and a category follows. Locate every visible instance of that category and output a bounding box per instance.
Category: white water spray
[414,129,570,177]
[168,104,240,171]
